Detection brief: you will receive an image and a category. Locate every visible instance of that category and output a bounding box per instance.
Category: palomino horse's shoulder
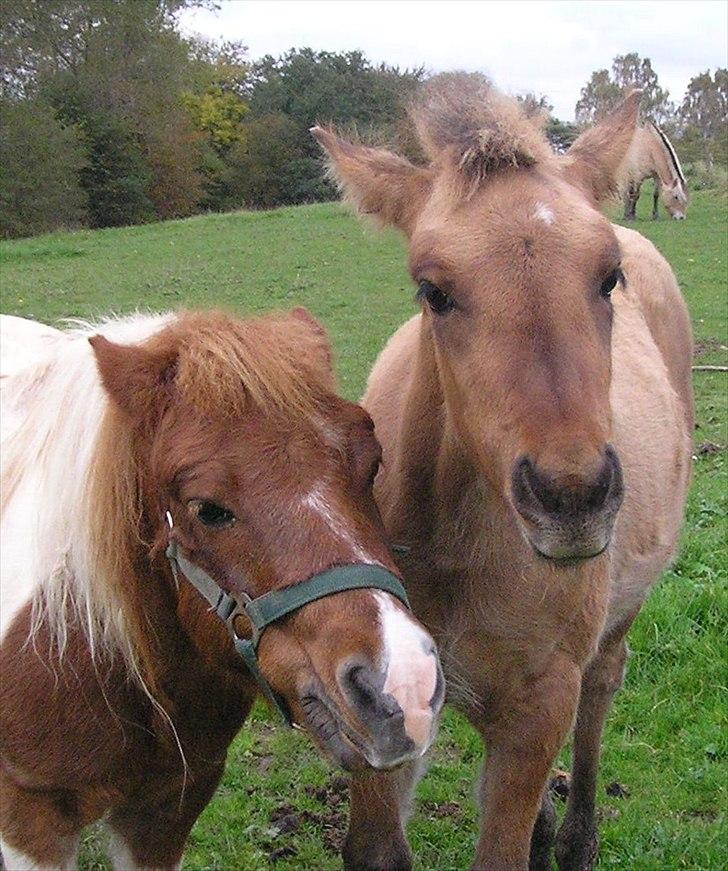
[611,223,683,310]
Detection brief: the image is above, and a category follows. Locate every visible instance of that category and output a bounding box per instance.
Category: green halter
[164,514,411,727]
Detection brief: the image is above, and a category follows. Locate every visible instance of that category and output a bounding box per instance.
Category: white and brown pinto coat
[0,310,442,870]
[314,75,693,871]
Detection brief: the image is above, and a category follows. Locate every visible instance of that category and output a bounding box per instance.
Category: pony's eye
[417,280,455,315]
[600,268,623,298]
[193,501,236,528]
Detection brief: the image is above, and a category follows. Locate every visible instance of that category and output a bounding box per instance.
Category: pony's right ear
[311,126,433,236]
[89,335,177,421]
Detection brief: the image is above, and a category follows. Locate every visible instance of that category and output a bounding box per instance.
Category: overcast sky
[178,0,727,120]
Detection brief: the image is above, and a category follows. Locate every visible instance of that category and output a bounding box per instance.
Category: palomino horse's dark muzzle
[510,445,625,562]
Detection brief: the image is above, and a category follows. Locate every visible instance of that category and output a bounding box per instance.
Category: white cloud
[178,0,728,120]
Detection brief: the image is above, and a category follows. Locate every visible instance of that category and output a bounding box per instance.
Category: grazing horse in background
[314,75,693,871]
[621,121,689,220]
[0,309,443,870]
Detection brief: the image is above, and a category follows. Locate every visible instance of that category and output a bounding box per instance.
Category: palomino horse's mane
[408,72,556,189]
[2,310,333,684]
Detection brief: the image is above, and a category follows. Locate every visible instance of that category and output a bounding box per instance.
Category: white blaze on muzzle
[375,591,440,750]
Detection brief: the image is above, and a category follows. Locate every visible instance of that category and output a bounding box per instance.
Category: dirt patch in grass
[694,337,727,358]
[266,775,350,857]
[696,440,724,455]
[423,799,461,819]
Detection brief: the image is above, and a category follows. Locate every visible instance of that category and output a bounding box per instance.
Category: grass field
[1,188,726,870]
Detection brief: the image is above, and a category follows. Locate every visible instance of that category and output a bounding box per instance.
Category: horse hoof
[342,837,413,871]
[555,825,599,871]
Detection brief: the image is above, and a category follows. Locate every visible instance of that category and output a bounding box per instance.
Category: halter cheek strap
[164,515,411,728]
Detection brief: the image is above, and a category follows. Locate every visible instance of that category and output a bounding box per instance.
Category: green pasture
[1,189,726,869]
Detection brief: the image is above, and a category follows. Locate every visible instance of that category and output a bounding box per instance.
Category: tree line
[1,1,725,239]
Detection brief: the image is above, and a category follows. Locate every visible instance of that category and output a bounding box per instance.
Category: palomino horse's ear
[311,126,433,236]
[561,90,642,204]
[89,334,177,421]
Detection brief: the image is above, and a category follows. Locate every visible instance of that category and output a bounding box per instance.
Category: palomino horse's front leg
[343,761,424,871]
[623,182,639,221]
[555,623,631,871]
[470,660,581,871]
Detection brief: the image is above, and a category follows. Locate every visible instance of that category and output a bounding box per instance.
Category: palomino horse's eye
[417,280,455,315]
[192,500,236,529]
[600,268,624,299]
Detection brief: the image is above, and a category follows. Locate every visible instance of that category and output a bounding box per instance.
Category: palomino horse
[0,309,444,869]
[314,75,693,871]
[621,121,689,220]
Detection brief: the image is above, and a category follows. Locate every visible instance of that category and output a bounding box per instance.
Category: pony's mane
[3,310,333,685]
[409,73,556,189]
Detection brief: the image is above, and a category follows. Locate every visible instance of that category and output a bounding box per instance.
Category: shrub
[684,161,728,192]
[79,114,155,229]
[0,100,87,239]
[222,114,334,208]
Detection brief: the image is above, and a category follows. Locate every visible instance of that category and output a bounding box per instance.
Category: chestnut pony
[314,75,693,871]
[0,309,443,869]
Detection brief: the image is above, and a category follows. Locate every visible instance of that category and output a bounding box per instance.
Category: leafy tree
[78,113,154,228]
[0,0,209,98]
[218,48,424,207]
[575,69,622,125]
[182,86,249,152]
[517,92,553,121]
[222,114,324,208]
[545,118,580,153]
[678,69,728,165]
[575,54,672,125]
[3,1,211,226]
[246,49,424,130]
[611,53,673,122]
[0,98,87,238]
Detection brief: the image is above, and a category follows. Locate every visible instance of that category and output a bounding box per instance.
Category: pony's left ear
[311,126,433,236]
[561,90,642,204]
[89,335,177,421]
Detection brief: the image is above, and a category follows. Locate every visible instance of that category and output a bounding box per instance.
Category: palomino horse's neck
[387,318,513,551]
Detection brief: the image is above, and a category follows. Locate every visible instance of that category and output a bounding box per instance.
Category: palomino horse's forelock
[408,73,556,193]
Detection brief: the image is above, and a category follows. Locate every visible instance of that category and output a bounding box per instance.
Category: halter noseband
[164,512,410,727]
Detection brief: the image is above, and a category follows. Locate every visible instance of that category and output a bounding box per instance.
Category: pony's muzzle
[510,445,625,562]
[337,653,443,769]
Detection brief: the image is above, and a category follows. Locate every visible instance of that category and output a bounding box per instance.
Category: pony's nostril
[340,663,399,718]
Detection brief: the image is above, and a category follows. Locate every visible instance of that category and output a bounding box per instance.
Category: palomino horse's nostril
[512,446,624,520]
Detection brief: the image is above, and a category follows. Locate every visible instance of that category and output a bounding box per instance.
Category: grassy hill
[1,190,726,869]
